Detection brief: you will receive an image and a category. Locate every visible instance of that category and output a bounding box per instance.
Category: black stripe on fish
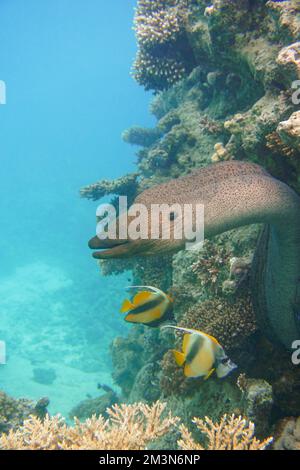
[129,295,165,315]
[186,336,204,364]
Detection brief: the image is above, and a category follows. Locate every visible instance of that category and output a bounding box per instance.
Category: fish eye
[169,212,177,221]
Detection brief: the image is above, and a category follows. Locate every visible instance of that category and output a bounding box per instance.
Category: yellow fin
[120,299,134,313]
[172,350,185,367]
[182,334,190,355]
[133,291,153,305]
[204,368,216,381]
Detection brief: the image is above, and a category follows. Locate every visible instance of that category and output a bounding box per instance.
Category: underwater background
[0,0,153,417]
[0,0,300,451]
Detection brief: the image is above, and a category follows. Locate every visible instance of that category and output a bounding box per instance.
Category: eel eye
[169,212,177,221]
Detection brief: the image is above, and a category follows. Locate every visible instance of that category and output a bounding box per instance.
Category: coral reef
[0,401,271,451]
[0,402,178,450]
[82,0,300,444]
[178,414,273,450]
[0,391,49,434]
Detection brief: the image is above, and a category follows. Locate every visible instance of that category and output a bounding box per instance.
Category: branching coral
[80,173,139,202]
[0,402,179,450]
[122,126,162,147]
[178,414,273,450]
[0,403,272,451]
[134,1,187,48]
[133,0,194,91]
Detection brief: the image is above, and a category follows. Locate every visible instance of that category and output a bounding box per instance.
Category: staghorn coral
[0,402,179,450]
[178,414,273,450]
[0,391,49,434]
[80,173,139,202]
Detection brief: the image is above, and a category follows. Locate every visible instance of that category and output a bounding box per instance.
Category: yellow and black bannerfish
[120,286,174,327]
[161,325,237,380]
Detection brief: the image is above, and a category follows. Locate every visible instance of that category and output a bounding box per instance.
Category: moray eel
[89,161,300,349]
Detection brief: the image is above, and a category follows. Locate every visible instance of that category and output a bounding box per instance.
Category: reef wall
[80,0,300,447]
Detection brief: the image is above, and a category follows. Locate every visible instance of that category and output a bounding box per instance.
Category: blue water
[0,0,153,416]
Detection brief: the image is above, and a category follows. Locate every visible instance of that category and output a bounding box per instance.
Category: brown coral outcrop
[178,294,257,351]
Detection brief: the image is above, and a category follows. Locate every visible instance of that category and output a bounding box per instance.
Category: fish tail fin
[172,349,185,367]
[120,299,134,313]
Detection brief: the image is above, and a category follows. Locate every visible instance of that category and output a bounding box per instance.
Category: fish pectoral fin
[204,368,216,381]
[120,299,134,313]
[172,350,185,367]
